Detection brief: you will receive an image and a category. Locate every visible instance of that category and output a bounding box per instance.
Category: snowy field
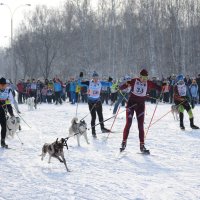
[0,101,200,200]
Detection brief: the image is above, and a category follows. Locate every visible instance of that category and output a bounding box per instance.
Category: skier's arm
[119,79,134,90]
[7,89,15,104]
[100,81,112,87]
[77,79,89,88]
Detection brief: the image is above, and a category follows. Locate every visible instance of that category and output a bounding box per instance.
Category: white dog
[27,97,35,110]
[68,117,89,146]
[171,105,179,120]
[6,116,21,138]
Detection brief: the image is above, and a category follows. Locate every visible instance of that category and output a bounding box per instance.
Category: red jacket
[17,82,24,93]
[120,78,161,104]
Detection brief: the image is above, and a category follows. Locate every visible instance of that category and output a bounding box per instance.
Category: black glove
[80,72,83,78]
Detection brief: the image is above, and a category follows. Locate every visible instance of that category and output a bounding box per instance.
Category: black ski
[137,151,150,155]
[1,146,12,150]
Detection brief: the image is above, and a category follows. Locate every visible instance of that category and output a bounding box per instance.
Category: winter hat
[176,74,184,82]
[0,77,6,84]
[108,76,113,82]
[79,72,83,78]
[92,71,99,77]
[140,69,148,76]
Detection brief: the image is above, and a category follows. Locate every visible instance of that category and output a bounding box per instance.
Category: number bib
[0,88,9,101]
[88,80,101,99]
[177,84,186,96]
[132,79,147,97]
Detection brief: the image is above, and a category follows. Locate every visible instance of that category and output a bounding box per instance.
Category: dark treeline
[1,0,200,81]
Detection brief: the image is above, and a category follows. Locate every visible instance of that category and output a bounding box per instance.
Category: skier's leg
[135,103,145,145]
[96,101,104,129]
[0,113,7,146]
[184,101,199,129]
[122,107,134,144]
[88,103,97,136]
[178,104,185,129]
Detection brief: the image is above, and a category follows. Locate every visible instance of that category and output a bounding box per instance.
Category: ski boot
[92,129,97,139]
[1,140,8,149]
[101,127,111,133]
[140,144,150,154]
[190,118,199,129]
[180,124,185,130]
[120,141,126,152]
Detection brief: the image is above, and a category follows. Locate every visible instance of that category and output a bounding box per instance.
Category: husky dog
[6,116,21,137]
[68,117,89,146]
[171,104,179,120]
[27,97,35,110]
[41,138,70,172]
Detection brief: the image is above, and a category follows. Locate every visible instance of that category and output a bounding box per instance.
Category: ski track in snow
[0,102,200,200]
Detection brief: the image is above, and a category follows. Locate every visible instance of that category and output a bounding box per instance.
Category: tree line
[1,0,200,82]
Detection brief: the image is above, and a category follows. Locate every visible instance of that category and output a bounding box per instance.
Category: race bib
[132,79,147,97]
[0,89,9,101]
[88,80,101,99]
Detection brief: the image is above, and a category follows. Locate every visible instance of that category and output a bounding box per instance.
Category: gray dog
[68,117,89,146]
[171,105,179,120]
[41,138,70,172]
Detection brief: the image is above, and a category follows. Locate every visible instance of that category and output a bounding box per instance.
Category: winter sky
[0,0,97,47]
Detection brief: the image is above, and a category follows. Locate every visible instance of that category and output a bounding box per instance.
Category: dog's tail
[71,117,78,124]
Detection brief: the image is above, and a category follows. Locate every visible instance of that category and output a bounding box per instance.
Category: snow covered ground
[0,101,200,200]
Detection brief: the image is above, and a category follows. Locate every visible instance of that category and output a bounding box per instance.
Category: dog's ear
[61,138,65,143]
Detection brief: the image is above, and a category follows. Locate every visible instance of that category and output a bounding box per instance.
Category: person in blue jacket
[53,78,62,105]
[189,79,199,106]
[69,78,77,104]
[79,71,112,138]
[0,77,15,148]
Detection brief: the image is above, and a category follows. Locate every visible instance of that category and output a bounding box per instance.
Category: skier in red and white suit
[119,69,161,153]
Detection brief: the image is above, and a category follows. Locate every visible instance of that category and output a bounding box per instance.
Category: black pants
[55,91,62,104]
[163,92,169,103]
[47,96,52,103]
[18,92,23,104]
[0,109,7,141]
[199,90,200,104]
[88,101,104,133]
[169,88,174,104]
[101,93,109,104]
[150,90,156,103]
